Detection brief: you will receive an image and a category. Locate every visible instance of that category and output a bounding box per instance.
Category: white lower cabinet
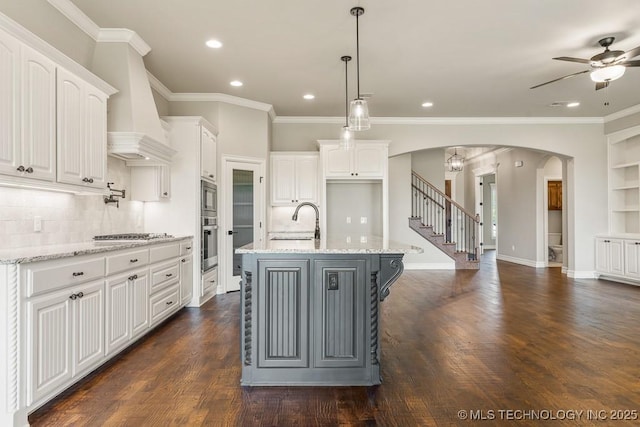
[180,255,193,305]
[595,237,624,277]
[28,279,104,405]
[105,269,149,356]
[202,267,218,296]
[624,240,640,279]
[20,238,192,413]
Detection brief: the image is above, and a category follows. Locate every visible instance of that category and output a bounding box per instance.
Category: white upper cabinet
[271,153,319,205]
[0,30,56,181]
[319,141,388,179]
[57,68,107,189]
[201,126,217,182]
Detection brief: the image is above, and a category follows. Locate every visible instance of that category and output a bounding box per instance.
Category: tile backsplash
[0,158,144,250]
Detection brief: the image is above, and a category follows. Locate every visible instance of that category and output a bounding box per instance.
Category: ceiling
[70,0,640,118]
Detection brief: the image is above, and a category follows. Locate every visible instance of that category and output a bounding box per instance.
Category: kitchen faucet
[292,202,320,240]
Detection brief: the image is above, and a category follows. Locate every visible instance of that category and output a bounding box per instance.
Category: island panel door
[313,259,366,368]
[257,259,309,368]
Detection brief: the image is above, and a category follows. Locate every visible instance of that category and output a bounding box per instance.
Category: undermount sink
[270,237,314,241]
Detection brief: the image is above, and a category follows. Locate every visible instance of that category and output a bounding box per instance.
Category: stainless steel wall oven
[201,181,218,272]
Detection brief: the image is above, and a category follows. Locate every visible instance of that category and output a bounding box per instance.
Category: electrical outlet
[360,217,367,224]
[34,216,42,232]
[346,236,351,243]
[346,216,351,224]
[360,236,367,243]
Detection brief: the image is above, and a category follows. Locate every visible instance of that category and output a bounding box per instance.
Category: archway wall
[272,121,607,276]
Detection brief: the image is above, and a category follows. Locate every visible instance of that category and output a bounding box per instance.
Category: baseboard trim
[404,262,455,270]
[483,245,496,250]
[496,254,545,268]
[567,270,597,279]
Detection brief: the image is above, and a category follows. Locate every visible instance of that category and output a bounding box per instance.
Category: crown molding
[274,116,603,125]
[170,92,276,119]
[146,71,173,101]
[603,103,640,123]
[47,0,100,39]
[97,28,151,56]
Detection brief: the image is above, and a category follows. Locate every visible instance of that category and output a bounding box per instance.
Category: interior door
[223,160,263,292]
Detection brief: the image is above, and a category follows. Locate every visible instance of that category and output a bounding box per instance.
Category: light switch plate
[360,217,367,224]
[34,216,42,232]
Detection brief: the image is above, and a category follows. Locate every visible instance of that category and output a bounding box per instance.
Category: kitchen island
[237,235,421,386]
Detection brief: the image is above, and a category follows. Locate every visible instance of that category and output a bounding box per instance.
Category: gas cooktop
[93,233,173,241]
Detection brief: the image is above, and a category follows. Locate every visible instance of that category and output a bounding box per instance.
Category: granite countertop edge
[0,236,194,265]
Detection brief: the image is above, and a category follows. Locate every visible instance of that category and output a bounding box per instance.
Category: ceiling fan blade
[595,81,609,91]
[530,70,590,89]
[553,56,591,64]
[623,59,640,67]
[616,46,640,62]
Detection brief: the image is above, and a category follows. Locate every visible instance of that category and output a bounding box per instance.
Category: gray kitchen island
[237,235,420,386]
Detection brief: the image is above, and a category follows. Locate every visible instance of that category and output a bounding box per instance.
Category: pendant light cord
[345,58,349,126]
[356,12,360,99]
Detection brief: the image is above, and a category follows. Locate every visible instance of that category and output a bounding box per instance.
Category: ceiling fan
[530,37,640,90]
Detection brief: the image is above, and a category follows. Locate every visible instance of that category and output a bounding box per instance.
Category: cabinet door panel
[354,145,384,177]
[180,256,193,305]
[271,156,296,204]
[131,273,149,338]
[595,238,609,273]
[324,146,352,177]
[84,89,107,187]
[201,127,216,181]
[624,241,640,278]
[0,30,20,176]
[313,259,366,368]
[28,289,72,405]
[106,276,130,355]
[609,239,624,275]
[57,69,84,184]
[22,46,56,181]
[295,156,318,203]
[257,260,309,368]
[73,280,104,376]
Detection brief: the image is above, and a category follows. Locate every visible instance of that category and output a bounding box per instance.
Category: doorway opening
[543,156,564,268]
[221,156,265,292]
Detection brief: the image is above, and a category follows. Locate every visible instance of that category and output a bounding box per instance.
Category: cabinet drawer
[180,240,193,256]
[25,256,104,297]
[150,260,179,293]
[150,283,180,326]
[105,248,149,275]
[149,243,180,263]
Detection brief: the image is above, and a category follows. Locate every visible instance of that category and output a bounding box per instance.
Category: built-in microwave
[201,181,217,217]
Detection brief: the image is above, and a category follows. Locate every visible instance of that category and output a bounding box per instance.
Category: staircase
[410,171,480,269]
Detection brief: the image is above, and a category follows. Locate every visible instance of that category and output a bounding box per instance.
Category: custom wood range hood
[90,29,175,166]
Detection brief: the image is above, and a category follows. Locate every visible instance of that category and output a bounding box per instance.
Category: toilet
[548,232,563,262]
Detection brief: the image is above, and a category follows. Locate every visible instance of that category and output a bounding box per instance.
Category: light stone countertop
[238,233,422,254]
[0,236,193,264]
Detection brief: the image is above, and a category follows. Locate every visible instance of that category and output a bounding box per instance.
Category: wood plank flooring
[30,251,640,426]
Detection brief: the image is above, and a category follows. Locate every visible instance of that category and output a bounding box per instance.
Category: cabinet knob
[72,271,84,277]
[128,274,138,281]
[182,258,186,262]
[351,173,354,176]
[16,165,25,172]
[69,293,77,300]
[209,174,214,178]
[26,167,33,173]
[355,173,358,176]
[163,192,168,196]
[186,246,192,250]
[77,292,84,298]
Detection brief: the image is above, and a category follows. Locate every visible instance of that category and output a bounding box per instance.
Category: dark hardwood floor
[30,251,640,426]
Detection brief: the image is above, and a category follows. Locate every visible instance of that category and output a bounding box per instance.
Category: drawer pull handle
[130,258,138,263]
[69,294,77,300]
[128,274,138,281]
[82,177,94,183]
[166,273,173,277]
[166,301,173,306]
[72,272,84,277]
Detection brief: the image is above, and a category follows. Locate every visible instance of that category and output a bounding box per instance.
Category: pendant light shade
[340,55,354,150]
[348,6,370,131]
[447,148,464,172]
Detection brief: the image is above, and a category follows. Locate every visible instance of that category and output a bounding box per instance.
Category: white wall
[411,149,445,192]
[0,158,143,249]
[273,120,607,276]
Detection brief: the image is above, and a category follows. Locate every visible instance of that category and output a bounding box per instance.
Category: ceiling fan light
[590,65,626,83]
[339,126,354,150]
[348,99,370,131]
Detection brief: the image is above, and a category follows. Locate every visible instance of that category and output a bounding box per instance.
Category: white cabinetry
[321,142,386,179]
[595,237,625,279]
[27,279,104,405]
[56,68,107,189]
[201,126,217,182]
[624,239,640,279]
[130,166,171,201]
[202,266,218,297]
[0,30,56,181]
[271,153,318,205]
[180,241,193,305]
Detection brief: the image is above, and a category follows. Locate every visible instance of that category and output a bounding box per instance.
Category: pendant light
[447,148,464,172]
[340,55,354,150]
[348,6,370,131]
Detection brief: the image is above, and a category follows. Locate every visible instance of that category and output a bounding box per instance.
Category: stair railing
[411,171,480,260]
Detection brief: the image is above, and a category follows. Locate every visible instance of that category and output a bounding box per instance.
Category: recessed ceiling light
[421,102,434,108]
[567,102,580,108]
[230,80,243,87]
[205,39,223,49]
[303,94,315,100]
